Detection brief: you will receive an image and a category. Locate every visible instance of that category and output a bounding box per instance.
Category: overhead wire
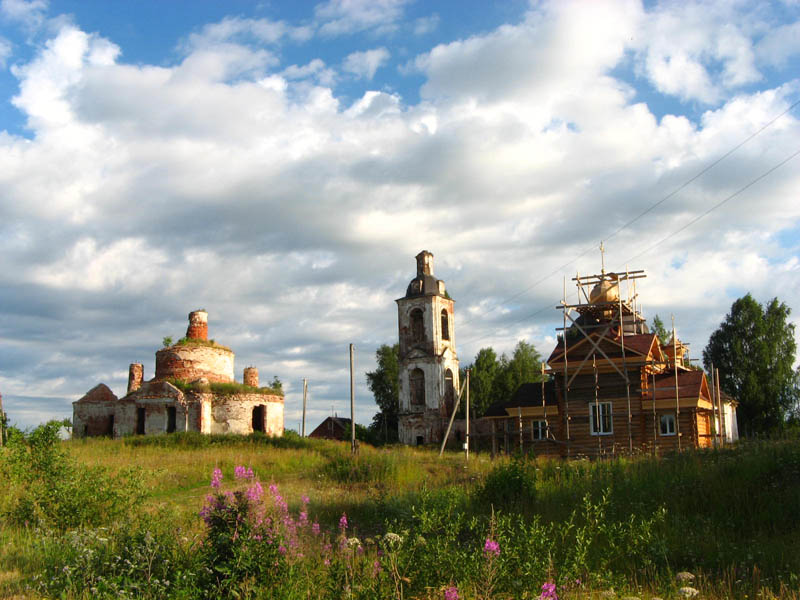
[458,97,800,330]
[460,145,800,349]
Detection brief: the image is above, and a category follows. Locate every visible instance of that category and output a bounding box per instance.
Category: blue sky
[0,0,799,429]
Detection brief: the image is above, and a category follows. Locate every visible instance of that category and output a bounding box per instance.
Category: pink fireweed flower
[372,560,381,577]
[246,481,263,502]
[298,510,308,526]
[539,582,558,600]
[210,467,223,489]
[301,494,310,505]
[312,522,321,535]
[234,465,255,480]
[483,538,500,557]
[444,586,459,600]
[339,513,348,531]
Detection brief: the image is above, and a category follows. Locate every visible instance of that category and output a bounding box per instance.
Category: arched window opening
[444,369,455,416]
[410,309,424,343]
[441,309,450,340]
[410,369,425,406]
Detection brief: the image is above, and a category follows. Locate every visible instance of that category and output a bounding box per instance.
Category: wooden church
[482,259,738,458]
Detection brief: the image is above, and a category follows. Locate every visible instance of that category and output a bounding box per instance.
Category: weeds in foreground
[2,429,800,599]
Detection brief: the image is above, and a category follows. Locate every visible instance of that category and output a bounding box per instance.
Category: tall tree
[651,314,669,343]
[703,294,798,435]
[466,347,499,418]
[492,340,544,409]
[366,344,400,442]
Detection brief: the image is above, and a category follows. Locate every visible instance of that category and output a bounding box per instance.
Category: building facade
[396,251,460,445]
[73,310,284,438]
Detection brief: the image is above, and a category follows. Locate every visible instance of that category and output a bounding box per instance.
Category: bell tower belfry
[396,251,460,445]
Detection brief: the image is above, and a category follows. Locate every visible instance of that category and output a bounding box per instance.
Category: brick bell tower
[396,251,460,446]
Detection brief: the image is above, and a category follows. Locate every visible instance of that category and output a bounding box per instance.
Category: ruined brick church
[73,310,284,438]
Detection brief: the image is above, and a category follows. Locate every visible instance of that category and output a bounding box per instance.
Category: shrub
[475,455,537,507]
[0,421,144,529]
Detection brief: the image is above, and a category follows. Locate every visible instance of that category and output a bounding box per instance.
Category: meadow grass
[1,432,798,599]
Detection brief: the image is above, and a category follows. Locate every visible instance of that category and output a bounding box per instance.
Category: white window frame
[531,420,547,441]
[589,402,613,435]
[659,413,676,436]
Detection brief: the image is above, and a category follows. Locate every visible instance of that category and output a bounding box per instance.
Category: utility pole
[302,378,308,437]
[465,369,471,462]
[0,391,5,447]
[350,344,356,455]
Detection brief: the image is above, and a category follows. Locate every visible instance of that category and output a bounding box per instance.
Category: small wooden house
[482,265,738,458]
[308,416,352,441]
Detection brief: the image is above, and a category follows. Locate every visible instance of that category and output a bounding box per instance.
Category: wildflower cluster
[198,465,323,595]
[540,581,558,600]
[483,538,501,557]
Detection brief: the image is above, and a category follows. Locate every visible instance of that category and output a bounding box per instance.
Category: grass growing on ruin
[1,432,799,599]
[161,337,233,351]
[166,379,285,396]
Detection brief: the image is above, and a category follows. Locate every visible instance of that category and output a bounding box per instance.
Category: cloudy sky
[1,0,798,430]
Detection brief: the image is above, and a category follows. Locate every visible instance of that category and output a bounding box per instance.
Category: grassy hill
[1,429,799,599]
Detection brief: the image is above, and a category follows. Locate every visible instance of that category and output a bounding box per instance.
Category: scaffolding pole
[652,369,657,456]
[619,267,633,454]
[594,353,601,456]
[541,361,549,439]
[716,367,725,446]
[672,316,681,452]
[438,377,469,457]
[562,276,570,457]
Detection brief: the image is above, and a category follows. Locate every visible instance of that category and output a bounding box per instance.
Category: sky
[1,0,799,431]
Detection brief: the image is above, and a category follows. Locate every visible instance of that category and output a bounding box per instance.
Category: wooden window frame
[589,402,613,436]
[659,413,676,436]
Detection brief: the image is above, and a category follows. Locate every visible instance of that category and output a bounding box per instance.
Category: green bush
[0,421,144,529]
[475,454,537,508]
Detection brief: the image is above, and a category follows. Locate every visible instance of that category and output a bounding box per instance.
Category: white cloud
[633,1,763,104]
[342,47,389,79]
[413,0,642,104]
[1,0,47,31]
[1,2,799,429]
[755,21,800,68]
[315,0,408,36]
[413,14,439,36]
[282,58,336,86]
[187,16,313,49]
[0,36,11,68]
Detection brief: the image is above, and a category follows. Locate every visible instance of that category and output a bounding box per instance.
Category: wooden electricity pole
[465,369,471,462]
[302,379,308,437]
[350,344,356,455]
[0,391,5,447]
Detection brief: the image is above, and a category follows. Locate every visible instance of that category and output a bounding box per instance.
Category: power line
[460,146,800,349]
[458,97,800,329]
[626,147,800,264]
